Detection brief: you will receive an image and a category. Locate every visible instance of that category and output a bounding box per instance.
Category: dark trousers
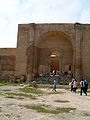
[53,85,56,91]
[73,87,77,92]
[71,85,73,91]
[80,87,87,96]
[85,84,88,92]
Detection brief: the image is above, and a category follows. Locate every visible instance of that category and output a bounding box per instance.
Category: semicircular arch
[35,31,73,49]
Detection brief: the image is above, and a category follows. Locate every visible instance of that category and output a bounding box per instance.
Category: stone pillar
[72,48,76,77]
[33,47,38,77]
[59,57,62,75]
[75,23,82,81]
[27,24,36,82]
[15,24,30,77]
[27,46,34,82]
[59,56,63,76]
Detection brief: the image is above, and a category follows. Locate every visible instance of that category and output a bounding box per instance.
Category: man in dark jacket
[80,79,87,96]
[84,78,88,92]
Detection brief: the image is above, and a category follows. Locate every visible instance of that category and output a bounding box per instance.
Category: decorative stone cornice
[74,22,82,30]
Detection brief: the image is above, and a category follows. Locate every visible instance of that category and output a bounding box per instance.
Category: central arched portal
[50,50,60,74]
[34,31,73,77]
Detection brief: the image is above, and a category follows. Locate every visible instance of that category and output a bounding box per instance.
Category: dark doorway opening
[50,59,59,74]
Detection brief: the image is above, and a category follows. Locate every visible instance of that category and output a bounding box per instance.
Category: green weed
[54,100,69,103]
[6,96,15,99]
[83,112,90,116]
[24,104,76,114]
[48,91,63,94]
[5,114,11,118]
[2,89,11,92]
[19,87,44,94]
[0,81,20,86]
[5,92,36,100]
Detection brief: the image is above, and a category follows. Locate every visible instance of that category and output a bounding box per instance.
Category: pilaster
[75,23,82,81]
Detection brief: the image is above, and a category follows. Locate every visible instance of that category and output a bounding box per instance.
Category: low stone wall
[35,76,72,85]
[0,48,16,81]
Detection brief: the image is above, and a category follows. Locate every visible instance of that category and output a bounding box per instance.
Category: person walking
[71,77,75,92]
[84,78,88,92]
[73,79,77,92]
[80,79,87,96]
[52,78,56,92]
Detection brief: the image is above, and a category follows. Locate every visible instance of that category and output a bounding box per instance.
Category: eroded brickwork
[0,48,16,77]
[15,23,90,82]
[0,23,90,82]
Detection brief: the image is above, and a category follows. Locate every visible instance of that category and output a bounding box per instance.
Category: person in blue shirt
[52,78,56,92]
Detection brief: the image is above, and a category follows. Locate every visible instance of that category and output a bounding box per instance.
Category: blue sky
[0,0,90,48]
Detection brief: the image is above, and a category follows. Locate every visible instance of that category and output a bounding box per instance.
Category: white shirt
[73,80,77,88]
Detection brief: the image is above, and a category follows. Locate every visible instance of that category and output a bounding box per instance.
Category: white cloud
[0,0,90,47]
[79,8,90,23]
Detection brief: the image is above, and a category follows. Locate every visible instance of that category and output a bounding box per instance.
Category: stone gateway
[0,23,90,83]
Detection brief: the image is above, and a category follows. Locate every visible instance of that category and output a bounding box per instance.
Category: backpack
[81,81,85,87]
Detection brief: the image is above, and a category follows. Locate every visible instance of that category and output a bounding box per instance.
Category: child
[52,79,56,92]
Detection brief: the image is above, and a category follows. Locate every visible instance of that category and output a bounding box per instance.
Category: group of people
[71,77,88,96]
[52,69,72,76]
[52,77,89,95]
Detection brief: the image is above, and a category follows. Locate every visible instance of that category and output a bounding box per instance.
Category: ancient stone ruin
[0,23,90,83]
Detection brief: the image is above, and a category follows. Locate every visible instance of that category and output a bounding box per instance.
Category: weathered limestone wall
[0,48,16,77]
[74,23,82,80]
[15,24,30,76]
[15,23,90,82]
[15,23,76,81]
[82,24,90,79]
[0,23,90,82]
[35,24,75,43]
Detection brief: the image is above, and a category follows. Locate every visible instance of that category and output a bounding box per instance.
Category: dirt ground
[0,84,90,120]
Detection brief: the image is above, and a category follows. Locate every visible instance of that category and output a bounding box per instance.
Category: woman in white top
[73,79,77,92]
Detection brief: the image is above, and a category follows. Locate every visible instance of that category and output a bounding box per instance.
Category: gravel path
[0,85,90,120]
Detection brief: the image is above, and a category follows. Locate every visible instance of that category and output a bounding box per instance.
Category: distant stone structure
[0,48,16,80]
[0,23,90,82]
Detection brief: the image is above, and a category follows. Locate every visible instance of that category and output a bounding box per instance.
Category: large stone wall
[1,23,90,82]
[15,24,30,76]
[15,23,75,78]
[82,24,90,79]
[0,48,16,78]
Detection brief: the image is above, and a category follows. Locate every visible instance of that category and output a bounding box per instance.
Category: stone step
[35,76,72,85]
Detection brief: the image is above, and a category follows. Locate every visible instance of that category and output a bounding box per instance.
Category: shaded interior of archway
[35,31,73,76]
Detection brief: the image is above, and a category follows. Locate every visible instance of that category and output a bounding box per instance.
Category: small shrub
[54,100,69,103]
[32,81,37,88]
[83,112,90,116]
